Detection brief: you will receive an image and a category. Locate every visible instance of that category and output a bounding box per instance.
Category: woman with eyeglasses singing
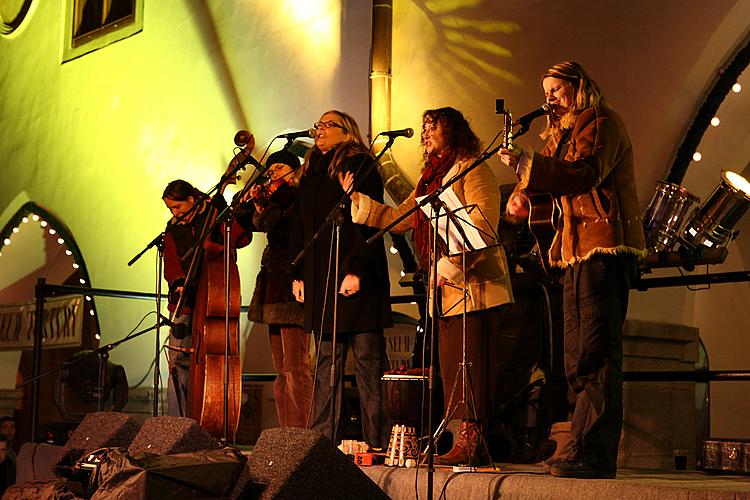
[289,110,392,450]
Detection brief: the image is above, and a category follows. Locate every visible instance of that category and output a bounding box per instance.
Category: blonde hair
[297,110,371,181]
[540,61,607,141]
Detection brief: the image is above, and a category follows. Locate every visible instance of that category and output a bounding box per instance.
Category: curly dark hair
[421,107,482,162]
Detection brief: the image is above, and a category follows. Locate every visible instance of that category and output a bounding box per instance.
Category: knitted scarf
[413,151,456,268]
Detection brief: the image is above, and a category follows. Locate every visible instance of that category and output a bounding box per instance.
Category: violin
[249,178,285,204]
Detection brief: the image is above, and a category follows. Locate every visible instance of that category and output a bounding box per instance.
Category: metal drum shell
[643,181,699,252]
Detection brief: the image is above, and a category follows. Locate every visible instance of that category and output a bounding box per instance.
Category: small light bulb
[95,333,101,340]
[85,296,92,301]
[3,238,10,246]
[32,214,39,221]
[692,152,702,162]
[57,238,65,245]
[732,82,742,93]
[389,246,398,254]
[40,221,48,227]
[89,310,95,316]
[711,116,720,126]
[79,278,86,284]
[22,217,29,223]
[73,263,80,269]
[12,227,19,233]
[65,249,72,256]
[48,228,56,235]
[400,270,406,277]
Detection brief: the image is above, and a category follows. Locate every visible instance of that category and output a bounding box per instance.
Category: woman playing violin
[235,149,313,428]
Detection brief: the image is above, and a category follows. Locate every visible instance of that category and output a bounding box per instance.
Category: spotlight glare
[711,116,720,127]
[732,82,742,93]
[692,152,702,162]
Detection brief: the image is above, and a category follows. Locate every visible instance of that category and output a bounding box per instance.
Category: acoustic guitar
[524,191,560,275]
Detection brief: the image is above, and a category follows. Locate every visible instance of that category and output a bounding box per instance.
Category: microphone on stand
[160,314,188,339]
[277,129,316,139]
[378,128,414,139]
[513,103,552,127]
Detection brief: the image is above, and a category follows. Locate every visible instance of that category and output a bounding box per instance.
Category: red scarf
[413,151,456,268]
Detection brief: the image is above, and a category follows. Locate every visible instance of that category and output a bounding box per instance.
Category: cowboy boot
[435,421,490,466]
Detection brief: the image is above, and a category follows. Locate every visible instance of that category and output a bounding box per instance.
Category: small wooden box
[701,439,750,474]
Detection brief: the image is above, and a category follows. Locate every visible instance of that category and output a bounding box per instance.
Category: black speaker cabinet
[238,427,387,499]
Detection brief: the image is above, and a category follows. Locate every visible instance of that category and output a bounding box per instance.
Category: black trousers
[309,331,390,449]
[563,253,636,471]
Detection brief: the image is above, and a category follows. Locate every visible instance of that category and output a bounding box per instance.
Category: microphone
[234,130,253,147]
[513,103,551,127]
[379,128,414,139]
[160,314,189,339]
[277,129,315,139]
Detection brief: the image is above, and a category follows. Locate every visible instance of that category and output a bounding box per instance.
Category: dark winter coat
[289,149,393,336]
[235,183,304,326]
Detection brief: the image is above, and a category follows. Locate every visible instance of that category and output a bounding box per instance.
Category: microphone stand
[154,235,164,417]
[291,136,398,446]
[17,321,165,413]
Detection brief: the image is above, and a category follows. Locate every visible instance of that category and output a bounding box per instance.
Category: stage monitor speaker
[63,411,140,457]
[238,427,387,499]
[128,416,221,456]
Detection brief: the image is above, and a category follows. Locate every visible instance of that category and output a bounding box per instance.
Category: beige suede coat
[515,106,646,267]
[352,158,513,317]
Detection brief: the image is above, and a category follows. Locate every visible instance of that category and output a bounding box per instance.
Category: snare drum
[643,181,699,252]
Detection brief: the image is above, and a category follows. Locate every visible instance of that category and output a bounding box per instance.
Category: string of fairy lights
[0,202,100,340]
[691,81,743,163]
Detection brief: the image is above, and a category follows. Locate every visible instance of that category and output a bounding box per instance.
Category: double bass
[178,135,256,440]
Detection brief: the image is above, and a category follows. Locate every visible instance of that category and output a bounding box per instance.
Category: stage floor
[360,463,750,499]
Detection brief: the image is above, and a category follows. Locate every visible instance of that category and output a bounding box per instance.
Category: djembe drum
[382,369,428,467]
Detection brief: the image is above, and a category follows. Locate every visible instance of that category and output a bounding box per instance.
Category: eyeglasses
[313,120,346,131]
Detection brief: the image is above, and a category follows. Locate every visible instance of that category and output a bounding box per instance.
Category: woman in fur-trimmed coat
[500,61,646,479]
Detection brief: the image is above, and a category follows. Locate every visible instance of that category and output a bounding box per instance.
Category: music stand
[418,186,501,470]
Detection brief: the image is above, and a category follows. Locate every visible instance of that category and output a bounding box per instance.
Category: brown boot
[435,421,490,466]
